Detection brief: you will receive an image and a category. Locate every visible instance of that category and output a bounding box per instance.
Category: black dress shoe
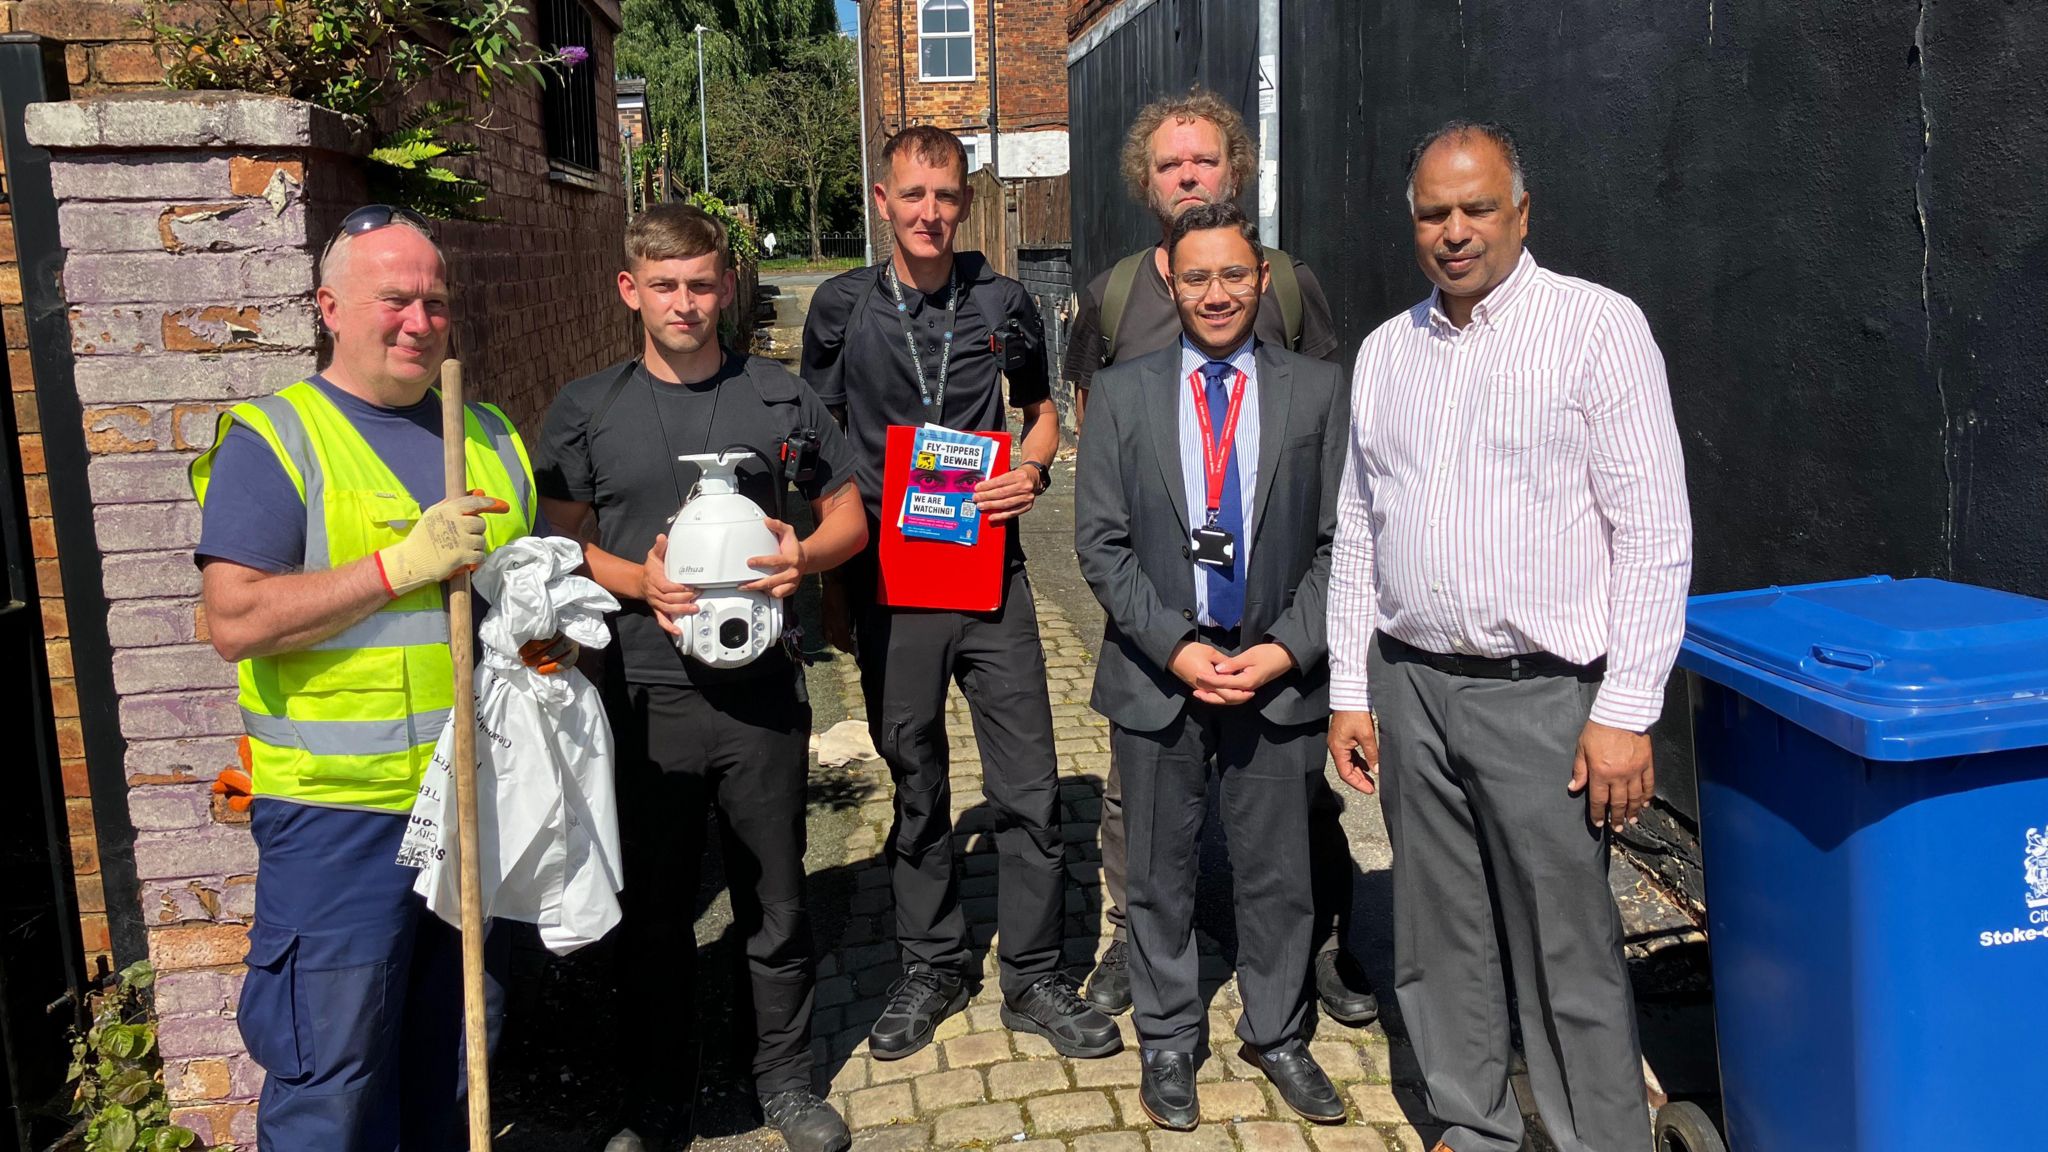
[1251,1038,1345,1123]
[1314,949,1381,1026]
[1138,1048,1199,1130]
[1000,974,1123,1058]
[868,963,967,1060]
[760,1090,852,1152]
[1084,938,1133,1014]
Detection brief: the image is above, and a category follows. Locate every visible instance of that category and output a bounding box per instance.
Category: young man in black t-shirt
[537,205,865,1152]
[800,127,1120,1065]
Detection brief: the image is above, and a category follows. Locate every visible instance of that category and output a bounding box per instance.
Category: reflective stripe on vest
[191,380,534,812]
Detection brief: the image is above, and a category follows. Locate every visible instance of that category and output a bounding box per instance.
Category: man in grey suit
[1075,201,1350,1133]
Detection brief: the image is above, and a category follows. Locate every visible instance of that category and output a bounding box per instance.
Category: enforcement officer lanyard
[886,262,959,414]
[1188,365,1249,530]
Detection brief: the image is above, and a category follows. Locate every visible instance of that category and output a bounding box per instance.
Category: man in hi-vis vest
[191,206,569,1149]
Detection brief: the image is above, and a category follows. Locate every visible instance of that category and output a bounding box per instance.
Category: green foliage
[615,0,849,228]
[67,962,225,1152]
[687,191,760,267]
[369,101,491,220]
[703,34,859,257]
[147,0,585,216]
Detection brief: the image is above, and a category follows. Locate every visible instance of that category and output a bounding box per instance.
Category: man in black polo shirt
[1061,90,1377,1028]
[538,204,865,1152]
[802,126,1118,1063]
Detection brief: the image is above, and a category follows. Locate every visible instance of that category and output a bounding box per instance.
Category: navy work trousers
[239,800,505,1151]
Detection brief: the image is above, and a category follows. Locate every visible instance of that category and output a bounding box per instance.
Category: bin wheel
[1654,1100,1726,1152]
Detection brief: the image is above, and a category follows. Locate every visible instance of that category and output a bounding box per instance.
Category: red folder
[878,424,1010,612]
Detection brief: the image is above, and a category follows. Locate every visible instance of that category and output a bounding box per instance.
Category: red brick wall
[410,12,636,438]
[1067,0,1121,40]
[861,0,1068,138]
[3,0,166,92]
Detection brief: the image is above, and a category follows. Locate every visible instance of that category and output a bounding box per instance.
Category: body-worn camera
[779,428,820,486]
[989,318,1028,373]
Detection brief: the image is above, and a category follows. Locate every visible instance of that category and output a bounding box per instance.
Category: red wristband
[373,551,398,598]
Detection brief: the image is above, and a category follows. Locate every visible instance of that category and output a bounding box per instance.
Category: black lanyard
[885,263,959,413]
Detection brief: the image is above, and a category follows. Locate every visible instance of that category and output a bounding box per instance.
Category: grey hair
[1404,120,1527,212]
[318,215,443,288]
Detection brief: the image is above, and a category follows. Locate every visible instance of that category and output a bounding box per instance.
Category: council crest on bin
[2027,825,2048,910]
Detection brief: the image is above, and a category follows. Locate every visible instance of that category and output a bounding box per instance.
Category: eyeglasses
[1173,265,1260,300]
[319,204,432,263]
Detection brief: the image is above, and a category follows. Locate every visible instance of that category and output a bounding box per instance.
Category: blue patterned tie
[1201,360,1245,630]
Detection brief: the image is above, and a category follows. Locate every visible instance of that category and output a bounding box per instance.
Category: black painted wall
[1070,0,2048,901]
[1068,0,1260,290]
[1277,0,2048,600]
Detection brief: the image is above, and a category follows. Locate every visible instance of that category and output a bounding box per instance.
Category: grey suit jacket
[1075,340,1350,734]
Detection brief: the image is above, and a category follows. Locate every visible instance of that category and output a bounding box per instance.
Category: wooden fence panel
[957,169,1010,278]
[1016,173,1071,249]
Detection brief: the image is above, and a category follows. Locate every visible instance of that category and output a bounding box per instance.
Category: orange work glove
[519,635,580,675]
[213,740,255,813]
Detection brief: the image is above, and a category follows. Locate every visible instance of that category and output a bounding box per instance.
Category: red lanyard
[1187,366,1248,522]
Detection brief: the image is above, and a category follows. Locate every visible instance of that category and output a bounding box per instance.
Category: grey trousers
[1113,704,1319,1053]
[1371,636,1649,1152]
[1101,735,1355,953]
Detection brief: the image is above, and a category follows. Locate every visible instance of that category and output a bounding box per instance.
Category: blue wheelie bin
[1676,576,2048,1151]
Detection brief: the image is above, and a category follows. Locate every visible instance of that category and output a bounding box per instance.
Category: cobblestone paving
[804,598,1453,1152]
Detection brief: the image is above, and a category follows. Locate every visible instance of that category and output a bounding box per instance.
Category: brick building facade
[855,0,1070,253]
[6,0,629,1140]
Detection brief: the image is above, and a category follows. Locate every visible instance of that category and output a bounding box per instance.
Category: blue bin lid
[1678,576,2048,760]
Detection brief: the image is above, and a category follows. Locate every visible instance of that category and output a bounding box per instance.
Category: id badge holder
[1192,518,1236,570]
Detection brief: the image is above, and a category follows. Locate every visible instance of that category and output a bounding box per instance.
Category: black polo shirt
[801,253,1049,524]
[535,352,854,687]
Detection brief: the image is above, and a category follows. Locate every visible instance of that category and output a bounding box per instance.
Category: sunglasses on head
[320,203,433,262]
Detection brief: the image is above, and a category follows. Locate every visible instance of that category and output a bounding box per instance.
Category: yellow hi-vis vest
[189,380,536,812]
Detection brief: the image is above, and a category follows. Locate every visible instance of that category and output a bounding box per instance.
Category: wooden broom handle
[440,359,493,1152]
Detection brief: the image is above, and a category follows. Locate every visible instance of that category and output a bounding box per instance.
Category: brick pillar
[25,92,368,1149]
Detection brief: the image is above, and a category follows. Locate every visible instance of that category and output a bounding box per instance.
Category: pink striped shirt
[1327,250,1692,732]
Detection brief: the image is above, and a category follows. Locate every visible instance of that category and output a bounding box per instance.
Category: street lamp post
[693,24,712,193]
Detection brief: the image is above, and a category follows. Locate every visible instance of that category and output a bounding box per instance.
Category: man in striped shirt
[1326,122,1692,1152]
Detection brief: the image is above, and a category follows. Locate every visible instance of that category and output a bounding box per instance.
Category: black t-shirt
[1062,247,1342,395]
[535,352,855,687]
[801,253,1049,523]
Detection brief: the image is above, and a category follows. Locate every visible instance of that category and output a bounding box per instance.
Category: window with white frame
[919,0,974,81]
[960,137,980,172]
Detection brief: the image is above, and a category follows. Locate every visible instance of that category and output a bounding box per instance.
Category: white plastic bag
[398,536,624,954]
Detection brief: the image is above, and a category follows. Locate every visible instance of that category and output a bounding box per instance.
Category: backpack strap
[1099,250,1151,365]
[587,359,640,433]
[1265,247,1304,350]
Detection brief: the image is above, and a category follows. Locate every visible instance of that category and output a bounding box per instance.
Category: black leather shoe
[1084,939,1133,1014]
[1251,1039,1346,1123]
[1314,949,1381,1026]
[1138,1048,1199,1130]
[760,1090,851,1152]
[1000,974,1123,1058]
[867,963,967,1060]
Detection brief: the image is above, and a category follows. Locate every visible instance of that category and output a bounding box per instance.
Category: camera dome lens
[719,618,749,650]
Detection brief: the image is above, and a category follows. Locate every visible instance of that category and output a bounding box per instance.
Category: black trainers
[760,1090,851,1152]
[1084,939,1133,1014]
[1314,949,1381,1027]
[867,962,967,1060]
[999,974,1123,1058]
